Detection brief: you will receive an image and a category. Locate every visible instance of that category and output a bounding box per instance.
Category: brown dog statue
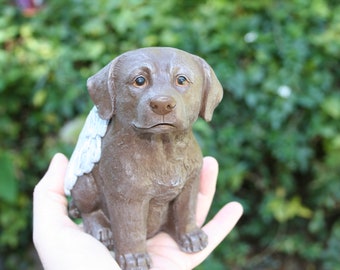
[64,47,223,270]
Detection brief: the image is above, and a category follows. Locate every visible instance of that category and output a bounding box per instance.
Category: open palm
[33,154,243,270]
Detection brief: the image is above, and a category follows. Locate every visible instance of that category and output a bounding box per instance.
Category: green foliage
[0,152,18,203]
[1,0,340,269]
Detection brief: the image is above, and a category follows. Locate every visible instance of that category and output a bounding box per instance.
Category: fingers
[190,201,243,268]
[196,156,219,227]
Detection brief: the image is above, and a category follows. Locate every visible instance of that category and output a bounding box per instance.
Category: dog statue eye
[134,76,147,87]
[176,75,189,86]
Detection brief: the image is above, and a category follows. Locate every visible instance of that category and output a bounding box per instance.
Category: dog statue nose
[150,95,176,115]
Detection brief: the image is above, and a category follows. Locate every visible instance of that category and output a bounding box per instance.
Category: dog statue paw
[178,228,208,253]
[118,253,152,270]
[64,47,223,269]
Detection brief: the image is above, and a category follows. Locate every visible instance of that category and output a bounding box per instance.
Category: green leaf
[0,151,18,203]
[321,95,340,119]
[267,192,312,223]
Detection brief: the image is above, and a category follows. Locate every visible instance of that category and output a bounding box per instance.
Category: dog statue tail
[64,106,109,196]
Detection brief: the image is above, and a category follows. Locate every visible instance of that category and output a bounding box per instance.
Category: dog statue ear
[198,58,223,122]
[87,59,117,120]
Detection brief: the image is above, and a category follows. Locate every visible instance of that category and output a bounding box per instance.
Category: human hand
[33,153,243,270]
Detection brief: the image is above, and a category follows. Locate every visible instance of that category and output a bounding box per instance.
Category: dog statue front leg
[171,172,208,253]
[107,198,152,270]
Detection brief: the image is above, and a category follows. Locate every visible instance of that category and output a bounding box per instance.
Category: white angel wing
[64,106,109,196]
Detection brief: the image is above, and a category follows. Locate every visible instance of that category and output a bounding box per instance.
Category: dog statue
[64,47,223,270]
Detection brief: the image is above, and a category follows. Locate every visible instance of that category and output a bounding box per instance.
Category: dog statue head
[86,47,223,133]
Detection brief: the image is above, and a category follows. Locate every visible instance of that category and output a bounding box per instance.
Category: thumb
[33,153,71,238]
[36,153,69,194]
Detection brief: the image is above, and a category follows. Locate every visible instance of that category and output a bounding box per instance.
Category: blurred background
[1,0,340,269]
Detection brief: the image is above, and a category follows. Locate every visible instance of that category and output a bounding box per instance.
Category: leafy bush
[1,0,340,269]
